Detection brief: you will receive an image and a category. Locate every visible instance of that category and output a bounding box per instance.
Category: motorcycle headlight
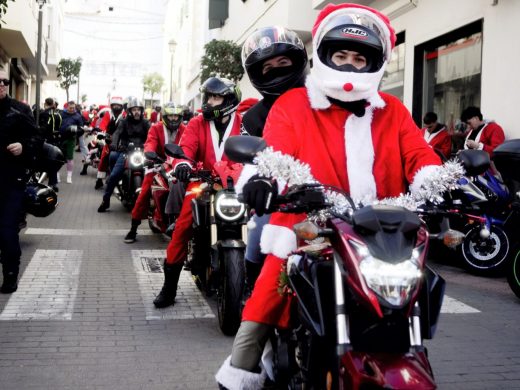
[215,192,246,222]
[355,243,422,307]
[130,151,145,167]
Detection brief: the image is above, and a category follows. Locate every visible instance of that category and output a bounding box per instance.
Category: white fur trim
[235,164,258,195]
[260,224,297,259]
[306,72,386,111]
[345,107,377,202]
[215,355,266,390]
[96,171,106,179]
[409,165,440,195]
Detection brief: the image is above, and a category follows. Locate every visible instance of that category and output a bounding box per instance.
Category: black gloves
[174,164,191,182]
[242,176,277,216]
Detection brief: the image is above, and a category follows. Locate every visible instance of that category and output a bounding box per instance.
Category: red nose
[343,83,354,92]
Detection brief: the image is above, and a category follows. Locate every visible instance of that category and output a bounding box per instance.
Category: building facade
[0,0,65,106]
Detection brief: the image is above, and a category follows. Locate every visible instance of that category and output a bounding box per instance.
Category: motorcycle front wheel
[507,249,520,299]
[218,248,245,336]
[461,224,510,275]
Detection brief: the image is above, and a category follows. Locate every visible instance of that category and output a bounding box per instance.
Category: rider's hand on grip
[242,176,277,216]
[174,164,191,182]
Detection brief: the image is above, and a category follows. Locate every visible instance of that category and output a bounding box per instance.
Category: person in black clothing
[0,69,44,293]
[239,26,308,295]
[39,97,62,191]
[97,97,150,212]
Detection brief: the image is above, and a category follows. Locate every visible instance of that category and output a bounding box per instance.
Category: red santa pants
[165,182,197,265]
[130,172,154,221]
[98,144,110,173]
[241,254,293,329]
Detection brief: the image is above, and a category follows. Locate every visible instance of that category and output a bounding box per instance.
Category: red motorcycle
[225,136,445,389]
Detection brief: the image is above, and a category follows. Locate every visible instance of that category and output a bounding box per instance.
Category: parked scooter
[166,144,247,336]
[115,142,145,210]
[224,136,446,389]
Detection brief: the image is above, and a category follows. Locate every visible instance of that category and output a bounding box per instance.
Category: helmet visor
[242,26,305,66]
[316,12,388,61]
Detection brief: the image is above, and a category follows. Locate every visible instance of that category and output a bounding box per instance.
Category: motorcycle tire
[218,248,245,336]
[507,249,520,299]
[461,224,510,276]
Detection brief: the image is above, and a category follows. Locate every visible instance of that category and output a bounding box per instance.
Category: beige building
[0,0,65,106]
[164,0,519,138]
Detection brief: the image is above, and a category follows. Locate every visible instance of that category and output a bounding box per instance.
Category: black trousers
[0,185,24,272]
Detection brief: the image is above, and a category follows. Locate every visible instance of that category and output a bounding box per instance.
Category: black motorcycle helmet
[162,102,184,131]
[25,183,58,217]
[242,26,308,97]
[38,142,65,172]
[200,77,241,121]
[316,14,386,73]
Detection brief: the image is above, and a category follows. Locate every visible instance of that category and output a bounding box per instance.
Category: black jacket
[0,96,44,184]
[241,97,276,137]
[111,117,150,153]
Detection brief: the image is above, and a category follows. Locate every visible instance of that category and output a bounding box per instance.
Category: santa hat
[307,3,396,105]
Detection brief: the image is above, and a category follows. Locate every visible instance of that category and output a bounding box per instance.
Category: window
[413,20,482,127]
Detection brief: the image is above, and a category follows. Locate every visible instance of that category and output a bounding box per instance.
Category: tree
[0,0,13,27]
[81,94,88,104]
[142,72,165,104]
[57,57,82,102]
[200,39,243,84]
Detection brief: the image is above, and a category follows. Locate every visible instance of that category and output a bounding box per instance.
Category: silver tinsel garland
[253,147,465,213]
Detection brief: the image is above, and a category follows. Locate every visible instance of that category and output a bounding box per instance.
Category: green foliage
[200,39,243,84]
[142,72,165,101]
[57,57,82,102]
[0,0,14,27]
[81,94,88,104]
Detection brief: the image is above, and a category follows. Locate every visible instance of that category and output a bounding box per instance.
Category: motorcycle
[115,142,145,210]
[143,149,176,239]
[437,150,514,275]
[165,144,247,336]
[224,136,446,389]
[491,139,520,298]
[82,130,106,172]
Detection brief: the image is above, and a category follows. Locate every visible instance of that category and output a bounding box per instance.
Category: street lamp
[168,39,177,102]
[35,0,46,124]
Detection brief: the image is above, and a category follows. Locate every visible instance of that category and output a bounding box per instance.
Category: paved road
[0,156,519,389]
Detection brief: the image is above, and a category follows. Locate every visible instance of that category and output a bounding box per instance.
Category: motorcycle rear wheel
[507,249,520,299]
[217,248,245,336]
[461,224,510,275]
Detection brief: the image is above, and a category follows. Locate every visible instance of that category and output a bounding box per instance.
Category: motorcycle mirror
[165,143,186,159]
[224,136,266,164]
[456,150,490,176]
[145,151,158,160]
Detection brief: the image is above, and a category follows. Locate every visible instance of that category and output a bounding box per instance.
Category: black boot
[80,164,88,175]
[97,197,110,213]
[153,262,183,308]
[95,178,104,190]
[1,268,19,294]
[124,219,141,243]
[243,261,262,300]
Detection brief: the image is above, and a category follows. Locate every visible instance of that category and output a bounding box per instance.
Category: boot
[95,178,104,189]
[80,164,88,175]
[153,262,183,308]
[124,219,141,243]
[1,268,19,294]
[97,197,110,213]
[243,261,262,301]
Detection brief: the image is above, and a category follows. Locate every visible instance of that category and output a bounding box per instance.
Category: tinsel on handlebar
[252,146,466,214]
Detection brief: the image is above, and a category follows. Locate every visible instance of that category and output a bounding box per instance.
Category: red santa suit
[464,122,505,155]
[150,110,162,124]
[421,124,451,159]
[165,113,242,265]
[131,121,185,220]
[237,3,441,329]
[96,111,125,178]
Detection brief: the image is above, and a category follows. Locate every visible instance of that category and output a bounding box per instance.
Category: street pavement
[0,154,519,389]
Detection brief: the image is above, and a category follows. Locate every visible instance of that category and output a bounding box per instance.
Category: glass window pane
[381,42,405,101]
